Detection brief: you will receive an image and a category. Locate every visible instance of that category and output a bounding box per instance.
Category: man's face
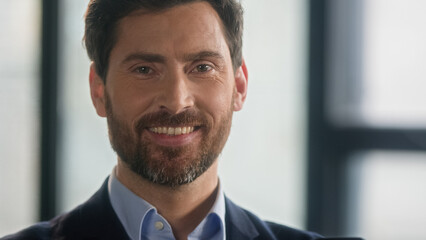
[90,2,247,187]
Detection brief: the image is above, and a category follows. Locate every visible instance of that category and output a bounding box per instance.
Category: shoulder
[264,220,323,240]
[225,197,323,240]
[244,209,323,240]
[0,222,51,240]
[1,178,128,240]
[225,198,363,240]
[1,206,83,240]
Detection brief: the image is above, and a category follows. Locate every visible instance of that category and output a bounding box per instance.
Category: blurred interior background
[1,0,426,239]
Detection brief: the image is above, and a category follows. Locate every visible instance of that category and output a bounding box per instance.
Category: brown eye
[136,66,152,74]
[195,64,211,72]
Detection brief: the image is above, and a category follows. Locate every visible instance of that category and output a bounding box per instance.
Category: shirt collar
[108,168,153,240]
[108,167,226,240]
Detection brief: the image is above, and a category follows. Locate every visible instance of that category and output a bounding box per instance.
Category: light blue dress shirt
[108,168,226,240]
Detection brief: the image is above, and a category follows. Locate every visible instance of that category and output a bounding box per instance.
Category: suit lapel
[225,197,259,240]
[68,178,130,239]
[60,180,270,239]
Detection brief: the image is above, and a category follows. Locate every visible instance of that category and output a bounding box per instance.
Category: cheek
[194,80,234,119]
[106,79,155,124]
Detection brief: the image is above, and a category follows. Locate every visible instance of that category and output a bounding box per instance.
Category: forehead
[110,2,230,61]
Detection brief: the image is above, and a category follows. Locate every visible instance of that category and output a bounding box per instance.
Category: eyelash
[192,64,213,73]
[131,63,214,76]
[134,66,152,74]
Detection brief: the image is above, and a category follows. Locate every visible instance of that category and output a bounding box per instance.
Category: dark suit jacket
[1,178,362,240]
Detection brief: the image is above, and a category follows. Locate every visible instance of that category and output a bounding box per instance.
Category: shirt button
[155,221,164,231]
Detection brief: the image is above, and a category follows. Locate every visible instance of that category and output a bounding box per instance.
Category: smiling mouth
[148,126,200,136]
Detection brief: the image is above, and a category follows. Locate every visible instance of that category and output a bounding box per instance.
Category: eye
[193,64,212,73]
[135,66,152,74]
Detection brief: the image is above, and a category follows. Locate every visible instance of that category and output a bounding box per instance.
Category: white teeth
[167,127,174,135]
[149,126,196,136]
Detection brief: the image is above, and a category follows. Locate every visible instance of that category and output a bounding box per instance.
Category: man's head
[87,0,247,187]
[84,0,244,82]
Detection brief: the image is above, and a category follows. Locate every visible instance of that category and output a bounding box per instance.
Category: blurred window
[0,0,41,235]
[327,0,426,128]
[347,151,426,240]
[315,0,426,238]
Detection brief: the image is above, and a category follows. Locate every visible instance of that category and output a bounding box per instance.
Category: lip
[144,127,201,147]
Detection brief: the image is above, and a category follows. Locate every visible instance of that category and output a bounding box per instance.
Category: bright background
[2,0,426,239]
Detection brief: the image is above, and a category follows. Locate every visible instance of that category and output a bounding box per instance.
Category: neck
[115,159,219,240]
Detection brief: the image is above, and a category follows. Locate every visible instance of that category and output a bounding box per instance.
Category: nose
[156,71,194,114]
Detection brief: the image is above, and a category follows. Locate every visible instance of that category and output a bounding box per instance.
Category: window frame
[306,0,426,235]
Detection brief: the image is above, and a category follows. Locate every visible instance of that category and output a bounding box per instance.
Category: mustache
[135,109,208,133]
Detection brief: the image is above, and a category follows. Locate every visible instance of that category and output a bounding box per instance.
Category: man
[2,0,361,239]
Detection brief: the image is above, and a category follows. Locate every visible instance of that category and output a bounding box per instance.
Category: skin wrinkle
[85,0,244,81]
[111,5,228,73]
[119,50,227,82]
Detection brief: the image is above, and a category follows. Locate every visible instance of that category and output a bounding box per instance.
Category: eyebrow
[182,51,225,62]
[122,52,166,64]
[121,50,224,65]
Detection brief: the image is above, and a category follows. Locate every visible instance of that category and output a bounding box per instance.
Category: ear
[89,63,107,117]
[233,58,248,111]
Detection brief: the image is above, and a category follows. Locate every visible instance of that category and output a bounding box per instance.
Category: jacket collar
[225,196,260,239]
[54,177,130,239]
[61,177,261,240]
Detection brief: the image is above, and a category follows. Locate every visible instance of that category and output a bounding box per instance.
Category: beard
[104,93,233,188]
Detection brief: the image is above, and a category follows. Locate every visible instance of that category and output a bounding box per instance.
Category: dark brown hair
[84,0,244,82]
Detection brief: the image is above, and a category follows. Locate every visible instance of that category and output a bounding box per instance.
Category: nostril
[157,99,194,115]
